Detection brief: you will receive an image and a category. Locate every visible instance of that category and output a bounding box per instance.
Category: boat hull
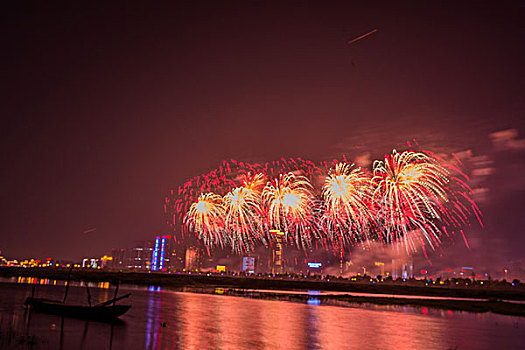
[25,297,131,320]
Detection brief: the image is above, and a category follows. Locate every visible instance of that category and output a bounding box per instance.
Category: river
[0,278,523,349]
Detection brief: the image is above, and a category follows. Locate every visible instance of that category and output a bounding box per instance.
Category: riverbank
[2,266,524,302]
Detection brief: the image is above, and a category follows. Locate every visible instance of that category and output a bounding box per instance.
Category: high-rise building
[402,260,414,279]
[241,256,256,273]
[125,241,154,270]
[151,235,175,271]
[185,247,200,271]
[110,248,126,270]
[392,259,413,279]
[270,230,285,274]
[392,259,399,279]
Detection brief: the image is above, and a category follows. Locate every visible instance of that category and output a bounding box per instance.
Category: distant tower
[185,247,200,271]
[375,261,385,276]
[110,248,126,269]
[151,235,173,271]
[241,256,256,273]
[392,259,399,279]
[407,260,414,278]
[270,230,285,274]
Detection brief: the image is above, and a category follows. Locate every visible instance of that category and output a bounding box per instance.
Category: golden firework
[262,172,314,246]
[184,193,225,246]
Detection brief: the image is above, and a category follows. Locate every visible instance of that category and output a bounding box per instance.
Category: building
[82,258,99,268]
[402,260,414,279]
[375,261,385,277]
[150,235,185,271]
[185,247,200,271]
[392,259,413,279]
[241,256,256,273]
[110,248,126,270]
[392,259,399,279]
[270,230,285,274]
[100,255,113,269]
[125,241,154,270]
[0,254,7,266]
[151,235,174,271]
[307,261,323,274]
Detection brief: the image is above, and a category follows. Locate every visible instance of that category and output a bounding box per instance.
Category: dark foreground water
[1,279,524,350]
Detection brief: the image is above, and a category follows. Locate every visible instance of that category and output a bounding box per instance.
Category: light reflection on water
[0,280,524,349]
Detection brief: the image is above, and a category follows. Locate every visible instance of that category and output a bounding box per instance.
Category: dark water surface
[1,279,524,349]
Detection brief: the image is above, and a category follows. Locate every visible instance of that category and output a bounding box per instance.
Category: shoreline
[2,267,525,316]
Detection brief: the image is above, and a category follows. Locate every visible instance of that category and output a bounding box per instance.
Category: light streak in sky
[347,29,378,45]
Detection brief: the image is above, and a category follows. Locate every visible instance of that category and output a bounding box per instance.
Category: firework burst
[164,158,321,229]
[262,172,314,248]
[173,148,482,256]
[223,173,265,252]
[322,162,373,244]
[184,193,225,247]
[372,150,451,250]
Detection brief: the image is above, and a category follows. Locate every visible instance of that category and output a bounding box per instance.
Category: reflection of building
[241,256,256,273]
[270,230,285,274]
[126,241,154,270]
[185,247,200,271]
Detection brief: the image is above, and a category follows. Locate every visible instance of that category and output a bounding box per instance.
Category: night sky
[2,1,524,268]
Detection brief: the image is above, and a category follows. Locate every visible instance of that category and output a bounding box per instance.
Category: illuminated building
[7,260,19,267]
[100,255,112,269]
[82,258,99,268]
[125,241,154,270]
[0,254,8,266]
[392,259,399,279]
[241,256,256,273]
[185,247,200,271]
[392,259,413,279]
[20,259,41,268]
[375,262,385,276]
[151,235,176,271]
[307,262,323,274]
[110,248,126,269]
[402,260,414,279]
[270,230,285,274]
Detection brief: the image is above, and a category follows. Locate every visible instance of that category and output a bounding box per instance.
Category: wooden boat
[24,293,131,320]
